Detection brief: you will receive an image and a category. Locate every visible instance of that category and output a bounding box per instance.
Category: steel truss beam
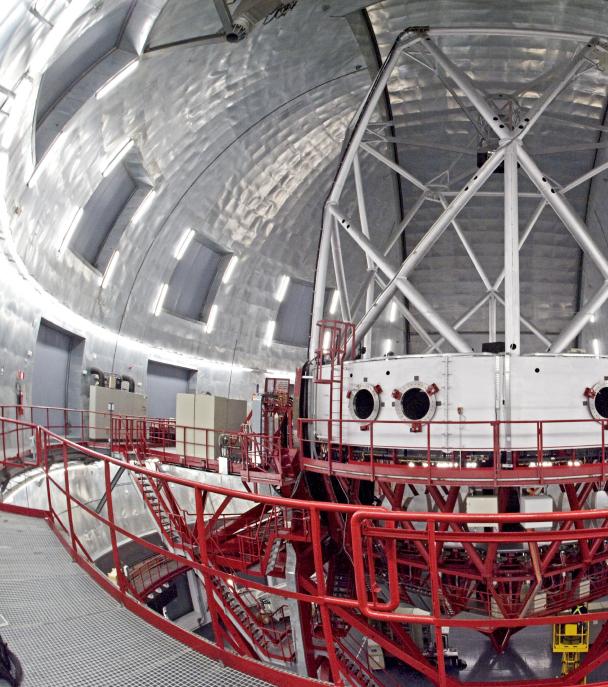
[311,26,608,357]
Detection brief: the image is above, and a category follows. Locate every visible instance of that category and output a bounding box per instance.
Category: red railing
[126,554,188,599]
[7,414,608,685]
[299,416,608,487]
[110,415,284,481]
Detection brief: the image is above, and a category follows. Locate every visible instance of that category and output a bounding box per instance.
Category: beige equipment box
[89,386,147,440]
[176,394,247,464]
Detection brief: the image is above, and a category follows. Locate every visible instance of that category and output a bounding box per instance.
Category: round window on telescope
[353,388,375,420]
[595,387,608,419]
[401,387,430,421]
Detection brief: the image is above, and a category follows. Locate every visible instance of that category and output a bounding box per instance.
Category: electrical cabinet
[175,393,247,464]
[89,386,147,440]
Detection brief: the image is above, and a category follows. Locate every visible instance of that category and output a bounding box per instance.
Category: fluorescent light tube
[275,275,290,302]
[174,228,195,260]
[264,320,276,346]
[153,283,168,316]
[57,207,83,256]
[131,189,156,224]
[206,304,218,333]
[96,60,139,100]
[222,255,238,283]
[329,290,339,315]
[102,139,134,177]
[100,250,120,289]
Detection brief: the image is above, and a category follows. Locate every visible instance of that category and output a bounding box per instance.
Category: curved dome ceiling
[1,0,608,385]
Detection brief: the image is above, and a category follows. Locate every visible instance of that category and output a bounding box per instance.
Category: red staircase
[212,577,295,663]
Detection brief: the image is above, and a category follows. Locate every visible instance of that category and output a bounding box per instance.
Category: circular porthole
[348,384,381,422]
[395,381,437,422]
[588,382,608,420]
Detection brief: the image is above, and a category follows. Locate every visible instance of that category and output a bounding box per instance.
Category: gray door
[146,361,195,418]
[32,321,72,429]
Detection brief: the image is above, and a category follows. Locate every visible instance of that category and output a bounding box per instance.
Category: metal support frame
[310,25,608,357]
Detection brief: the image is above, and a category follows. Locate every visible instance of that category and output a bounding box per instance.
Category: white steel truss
[309,26,608,358]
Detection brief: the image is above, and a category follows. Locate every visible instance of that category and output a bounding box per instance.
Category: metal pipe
[426,27,607,42]
[310,205,334,357]
[492,293,552,348]
[438,196,492,291]
[425,293,491,353]
[360,142,428,191]
[383,192,426,256]
[549,281,608,353]
[519,42,597,137]
[517,145,608,280]
[375,274,442,353]
[422,38,509,140]
[488,294,497,342]
[330,220,352,323]
[493,199,546,290]
[353,154,374,356]
[331,206,472,352]
[503,141,521,353]
[309,31,421,356]
[355,148,505,343]
[561,158,608,194]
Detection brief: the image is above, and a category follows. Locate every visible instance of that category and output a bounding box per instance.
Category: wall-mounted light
[96,60,139,100]
[100,250,120,289]
[593,338,601,356]
[222,255,239,283]
[174,228,195,260]
[102,139,134,177]
[206,304,218,333]
[131,189,156,224]
[153,283,168,316]
[264,320,275,346]
[384,338,392,354]
[275,275,290,302]
[57,207,83,256]
[329,290,339,315]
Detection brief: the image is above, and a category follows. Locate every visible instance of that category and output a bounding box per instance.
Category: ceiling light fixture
[206,304,218,333]
[131,189,156,224]
[174,228,195,260]
[102,139,134,177]
[264,320,276,346]
[57,207,83,256]
[329,290,340,315]
[100,250,120,289]
[275,275,290,302]
[222,255,239,283]
[96,60,139,100]
[153,283,168,316]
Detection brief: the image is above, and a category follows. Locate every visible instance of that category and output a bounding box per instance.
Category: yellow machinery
[552,606,590,683]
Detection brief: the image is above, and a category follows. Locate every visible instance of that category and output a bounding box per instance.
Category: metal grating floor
[0,512,271,687]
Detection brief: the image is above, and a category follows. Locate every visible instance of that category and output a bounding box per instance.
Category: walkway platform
[0,511,269,687]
